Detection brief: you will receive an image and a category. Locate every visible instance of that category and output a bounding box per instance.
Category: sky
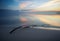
[1,0,60,11]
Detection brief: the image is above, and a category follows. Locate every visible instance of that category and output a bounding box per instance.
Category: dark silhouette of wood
[9,26,30,34]
[9,26,22,34]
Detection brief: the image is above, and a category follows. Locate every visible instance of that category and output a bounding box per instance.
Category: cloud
[38,0,60,8]
[19,1,32,9]
[30,0,60,11]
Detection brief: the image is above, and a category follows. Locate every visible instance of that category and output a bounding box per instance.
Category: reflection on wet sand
[30,14,60,27]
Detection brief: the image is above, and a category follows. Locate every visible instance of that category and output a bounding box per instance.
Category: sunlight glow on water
[30,14,60,26]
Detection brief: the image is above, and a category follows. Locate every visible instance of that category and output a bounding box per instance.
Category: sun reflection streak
[30,14,60,26]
